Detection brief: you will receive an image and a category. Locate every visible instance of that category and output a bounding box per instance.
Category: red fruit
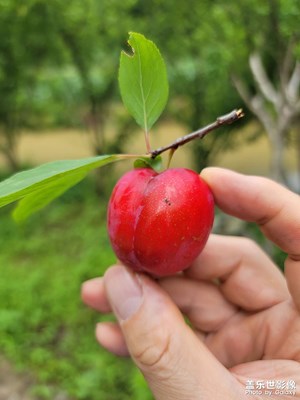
[107,167,214,277]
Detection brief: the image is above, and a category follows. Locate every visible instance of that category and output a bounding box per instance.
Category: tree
[0,0,64,170]
[0,0,139,176]
[233,50,300,183]
[215,0,300,185]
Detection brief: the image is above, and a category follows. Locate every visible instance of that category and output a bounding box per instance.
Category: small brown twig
[150,108,244,159]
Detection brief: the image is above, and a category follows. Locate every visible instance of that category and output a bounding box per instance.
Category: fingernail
[105,266,143,321]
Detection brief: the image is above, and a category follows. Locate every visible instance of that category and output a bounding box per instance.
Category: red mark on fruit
[107,168,214,277]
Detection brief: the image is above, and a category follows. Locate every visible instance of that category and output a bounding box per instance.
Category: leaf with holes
[119,32,169,135]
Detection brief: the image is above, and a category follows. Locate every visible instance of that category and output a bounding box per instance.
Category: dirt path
[0,358,33,400]
[0,129,93,168]
[0,125,195,178]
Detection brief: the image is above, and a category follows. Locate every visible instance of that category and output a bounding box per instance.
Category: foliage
[1,0,299,174]
[0,180,153,400]
[0,33,180,220]
[0,0,64,169]
[119,0,300,173]
[215,0,300,185]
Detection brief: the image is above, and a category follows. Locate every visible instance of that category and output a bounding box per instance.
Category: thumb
[104,266,242,400]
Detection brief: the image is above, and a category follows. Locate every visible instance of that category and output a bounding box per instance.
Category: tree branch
[231,75,255,113]
[150,109,244,158]
[280,37,296,87]
[287,61,300,104]
[232,74,277,135]
[249,52,280,108]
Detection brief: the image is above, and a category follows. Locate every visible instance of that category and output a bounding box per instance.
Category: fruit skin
[107,167,214,277]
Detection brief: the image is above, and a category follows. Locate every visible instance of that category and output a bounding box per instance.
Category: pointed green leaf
[0,154,128,219]
[12,171,86,222]
[119,32,169,133]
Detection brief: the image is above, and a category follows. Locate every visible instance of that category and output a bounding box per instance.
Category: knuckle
[131,326,172,372]
[239,237,260,254]
[224,323,252,361]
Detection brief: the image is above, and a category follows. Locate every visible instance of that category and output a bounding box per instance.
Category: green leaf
[119,32,169,133]
[133,156,163,172]
[0,154,128,220]
[12,171,86,222]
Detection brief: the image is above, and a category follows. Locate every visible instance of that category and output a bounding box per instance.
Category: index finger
[201,167,300,310]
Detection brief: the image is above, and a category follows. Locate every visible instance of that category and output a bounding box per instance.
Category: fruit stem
[150,108,244,159]
[167,148,176,168]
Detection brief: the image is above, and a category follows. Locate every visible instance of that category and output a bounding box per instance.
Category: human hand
[81,168,300,399]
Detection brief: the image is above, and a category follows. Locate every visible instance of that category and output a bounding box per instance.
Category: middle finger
[159,276,237,332]
[186,234,290,310]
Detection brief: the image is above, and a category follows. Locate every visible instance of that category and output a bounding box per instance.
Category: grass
[0,177,153,400]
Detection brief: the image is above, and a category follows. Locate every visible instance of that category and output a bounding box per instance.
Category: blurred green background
[0,0,299,399]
